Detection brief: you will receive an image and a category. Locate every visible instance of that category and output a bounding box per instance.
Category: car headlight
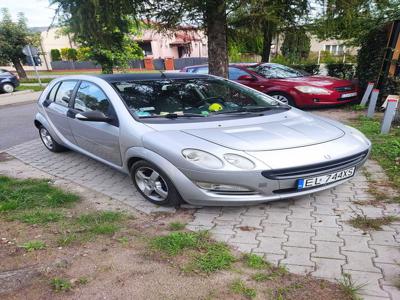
[182,149,223,169]
[223,153,255,170]
[294,86,331,95]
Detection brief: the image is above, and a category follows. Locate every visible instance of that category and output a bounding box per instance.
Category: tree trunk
[261,21,274,62]
[12,59,27,79]
[206,0,228,78]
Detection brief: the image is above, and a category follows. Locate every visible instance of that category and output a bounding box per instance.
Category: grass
[0,176,79,212]
[230,279,257,299]
[16,84,45,92]
[349,215,400,231]
[151,231,207,256]
[243,253,271,269]
[11,210,63,224]
[76,211,124,235]
[350,116,400,190]
[251,265,288,282]
[50,277,72,292]
[337,273,366,300]
[168,221,186,231]
[20,240,46,251]
[193,242,235,273]
[20,78,53,84]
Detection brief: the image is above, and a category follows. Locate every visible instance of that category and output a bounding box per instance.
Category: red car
[180,63,359,108]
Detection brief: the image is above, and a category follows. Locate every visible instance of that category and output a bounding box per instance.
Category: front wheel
[268,92,295,106]
[38,126,66,152]
[1,83,14,93]
[131,160,182,206]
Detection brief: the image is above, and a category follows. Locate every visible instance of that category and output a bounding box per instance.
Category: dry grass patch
[349,215,400,231]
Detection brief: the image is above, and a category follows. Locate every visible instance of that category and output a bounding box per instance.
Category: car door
[67,80,122,166]
[229,67,263,90]
[43,80,78,144]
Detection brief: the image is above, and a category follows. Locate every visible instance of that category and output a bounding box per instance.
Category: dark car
[0,69,20,93]
[181,63,359,108]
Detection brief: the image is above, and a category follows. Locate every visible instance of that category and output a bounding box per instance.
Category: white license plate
[341,92,357,98]
[297,167,355,190]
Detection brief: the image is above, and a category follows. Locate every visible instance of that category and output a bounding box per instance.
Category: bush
[66,48,77,61]
[50,49,61,62]
[290,63,320,75]
[326,63,355,79]
[76,47,91,61]
[60,48,69,61]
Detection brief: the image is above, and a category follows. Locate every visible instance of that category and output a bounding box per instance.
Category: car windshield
[249,64,306,79]
[113,77,287,119]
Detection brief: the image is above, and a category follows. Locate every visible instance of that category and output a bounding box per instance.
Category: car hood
[278,75,352,88]
[181,114,345,151]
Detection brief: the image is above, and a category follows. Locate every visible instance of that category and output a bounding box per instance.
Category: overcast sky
[1,0,56,27]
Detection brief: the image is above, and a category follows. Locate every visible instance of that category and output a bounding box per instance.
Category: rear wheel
[131,160,182,206]
[1,83,14,93]
[38,126,66,152]
[268,92,295,106]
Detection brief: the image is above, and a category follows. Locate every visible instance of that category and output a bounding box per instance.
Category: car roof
[95,72,210,83]
[184,63,258,69]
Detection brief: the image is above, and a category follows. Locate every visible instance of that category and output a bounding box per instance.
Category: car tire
[268,92,295,106]
[38,126,67,152]
[131,160,183,207]
[1,83,15,93]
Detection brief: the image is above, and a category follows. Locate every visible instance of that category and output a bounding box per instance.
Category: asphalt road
[0,102,38,151]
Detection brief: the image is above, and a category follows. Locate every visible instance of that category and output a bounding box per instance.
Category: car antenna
[159,70,167,78]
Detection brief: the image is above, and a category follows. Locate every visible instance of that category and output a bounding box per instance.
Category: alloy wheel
[40,128,53,149]
[135,167,169,201]
[271,94,289,104]
[3,84,14,93]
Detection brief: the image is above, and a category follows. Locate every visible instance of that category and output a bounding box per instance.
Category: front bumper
[177,149,370,206]
[290,89,359,108]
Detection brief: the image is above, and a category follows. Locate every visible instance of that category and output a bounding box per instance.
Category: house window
[325,44,345,54]
[138,42,153,56]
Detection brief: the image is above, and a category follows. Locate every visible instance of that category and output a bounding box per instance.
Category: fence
[50,57,209,71]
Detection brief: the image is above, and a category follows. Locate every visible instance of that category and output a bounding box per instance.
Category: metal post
[27,45,42,87]
[317,50,321,65]
[367,89,379,118]
[381,98,399,134]
[360,82,374,106]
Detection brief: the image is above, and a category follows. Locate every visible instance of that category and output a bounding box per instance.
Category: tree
[228,0,310,62]
[51,0,144,73]
[0,8,31,78]
[145,0,241,78]
[281,27,310,62]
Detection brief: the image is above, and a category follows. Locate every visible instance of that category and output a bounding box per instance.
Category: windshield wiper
[214,106,288,115]
[139,113,205,119]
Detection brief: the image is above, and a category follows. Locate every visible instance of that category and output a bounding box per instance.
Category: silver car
[34,73,371,206]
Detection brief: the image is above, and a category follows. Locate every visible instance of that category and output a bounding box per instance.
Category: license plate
[297,167,355,190]
[341,92,357,98]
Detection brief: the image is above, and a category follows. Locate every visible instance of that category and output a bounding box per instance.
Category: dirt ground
[0,156,351,300]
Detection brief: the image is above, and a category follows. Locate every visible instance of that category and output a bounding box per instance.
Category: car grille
[335,85,354,92]
[261,150,368,180]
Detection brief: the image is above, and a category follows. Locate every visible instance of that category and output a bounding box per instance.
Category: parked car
[35,73,371,206]
[0,69,19,93]
[181,63,359,108]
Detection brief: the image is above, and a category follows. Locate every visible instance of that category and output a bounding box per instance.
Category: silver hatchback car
[35,73,371,206]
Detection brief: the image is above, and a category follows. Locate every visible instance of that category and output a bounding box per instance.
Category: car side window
[194,67,209,74]
[228,67,249,80]
[54,81,78,107]
[47,82,60,101]
[74,81,111,115]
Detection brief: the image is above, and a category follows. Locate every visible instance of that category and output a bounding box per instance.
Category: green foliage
[349,215,400,231]
[281,27,311,62]
[168,221,186,231]
[60,48,77,61]
[380,77,400,104]
[50,49,61,61]
[151,231,207,256]
[76,47,91,61]
[243,253,271,269]
[193,242,235,273]
[0,176,79,212]
[12,210,63,224]
[51,277,72,292]
[337,273,366,300]
[76,211,124,235]
[52,0,143,73]
[351,116,400,188]
[356,26,388,91]
[326,63,355,79]
[230,279,257,299]
[0,8,31,77]
[20,240,46,251]
[291,63,320,75]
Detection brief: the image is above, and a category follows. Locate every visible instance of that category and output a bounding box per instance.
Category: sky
[0,0,56,27]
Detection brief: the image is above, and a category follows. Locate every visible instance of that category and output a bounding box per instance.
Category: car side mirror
[75,110,112,123]
[237,75,256,81]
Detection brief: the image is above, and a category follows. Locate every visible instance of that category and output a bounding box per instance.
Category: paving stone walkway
[6,139,400,300]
